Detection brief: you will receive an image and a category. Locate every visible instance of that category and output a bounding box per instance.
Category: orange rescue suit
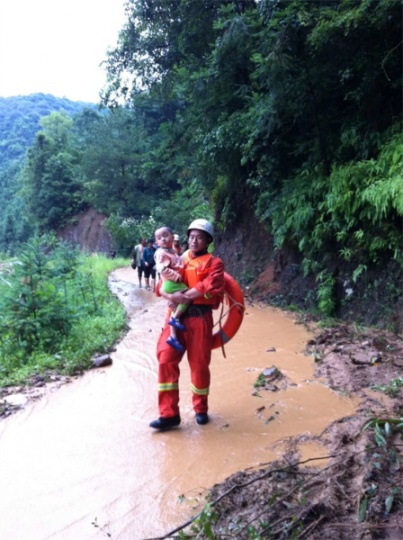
[156,251,224,417]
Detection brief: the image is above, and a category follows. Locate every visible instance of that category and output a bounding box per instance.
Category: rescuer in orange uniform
[150,219,225,430]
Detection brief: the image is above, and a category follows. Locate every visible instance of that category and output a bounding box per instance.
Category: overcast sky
[0,0,127,103]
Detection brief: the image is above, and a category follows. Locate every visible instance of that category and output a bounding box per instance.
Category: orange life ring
[212,272,245,350]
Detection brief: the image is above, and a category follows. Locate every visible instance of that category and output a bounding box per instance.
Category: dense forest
[0,94,96,250]
[0,0,401,326]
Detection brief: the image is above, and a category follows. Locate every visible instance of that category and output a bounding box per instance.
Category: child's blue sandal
[168,317,186,332]
[166,336,184,352]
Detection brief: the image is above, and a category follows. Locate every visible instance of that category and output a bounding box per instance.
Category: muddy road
[0,267,357,539]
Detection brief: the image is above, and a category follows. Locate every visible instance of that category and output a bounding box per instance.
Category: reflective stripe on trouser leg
[191,384,209,395]
[157,320,184,418]
[191,383,209,415]
[185,312,213,414]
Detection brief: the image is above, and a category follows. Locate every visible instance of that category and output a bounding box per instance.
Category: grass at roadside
[0,239,129,387]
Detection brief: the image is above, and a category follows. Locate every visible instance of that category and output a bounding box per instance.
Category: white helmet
[173,234,180,241]
[187,219,214,240]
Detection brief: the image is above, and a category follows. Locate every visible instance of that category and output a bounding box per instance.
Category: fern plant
[257,128,402,317]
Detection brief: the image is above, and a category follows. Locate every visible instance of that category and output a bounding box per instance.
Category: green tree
[102,0,402,318]
[78,107,148,215]
[20,113,85,231]
[0,235,80,355]
[103,0,258,227]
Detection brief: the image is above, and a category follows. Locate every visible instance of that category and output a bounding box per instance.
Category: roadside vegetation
[0,235,128,387]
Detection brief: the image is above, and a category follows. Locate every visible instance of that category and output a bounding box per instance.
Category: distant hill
[0,93,97,172]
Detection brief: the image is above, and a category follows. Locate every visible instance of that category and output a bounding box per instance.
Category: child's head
[155,226,174,248]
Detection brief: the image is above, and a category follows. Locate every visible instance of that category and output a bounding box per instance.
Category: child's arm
[160,266,182,282]
[155,250,182,282]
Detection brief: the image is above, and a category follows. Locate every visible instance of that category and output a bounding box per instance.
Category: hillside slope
[0,93,96,169]
[0,93,97,253]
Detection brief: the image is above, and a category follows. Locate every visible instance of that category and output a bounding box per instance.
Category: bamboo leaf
[358,497,368,522]
[385,495,394,514]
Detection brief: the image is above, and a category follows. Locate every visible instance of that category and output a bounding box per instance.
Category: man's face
[188,230,208,253]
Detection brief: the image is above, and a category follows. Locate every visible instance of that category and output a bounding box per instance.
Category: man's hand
[167,299,178,310]
[171,291,189,304]
[160,290,177,309]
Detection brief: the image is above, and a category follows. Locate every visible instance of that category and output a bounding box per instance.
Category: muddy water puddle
[0,267,357,539]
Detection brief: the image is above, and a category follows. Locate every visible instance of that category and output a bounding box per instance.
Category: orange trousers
[156,311,213,417]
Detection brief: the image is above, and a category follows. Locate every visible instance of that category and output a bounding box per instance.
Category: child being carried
[154,226,190,352]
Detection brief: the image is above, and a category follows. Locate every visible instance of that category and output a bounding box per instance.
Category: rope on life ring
[212,272,245,352]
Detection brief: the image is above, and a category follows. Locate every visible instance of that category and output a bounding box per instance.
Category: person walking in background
[150,219,224,431]
[154,226,190,352]
[181,239,189,253]
[131,238,146,288]
[142,238,156,291]
[173,234,182,256]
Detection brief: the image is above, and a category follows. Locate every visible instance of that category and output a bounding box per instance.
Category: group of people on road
[131,234,188,292]
[131,237,157,291]
[130,219,226,431]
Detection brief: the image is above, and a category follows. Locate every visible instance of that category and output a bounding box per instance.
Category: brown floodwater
[0,267,357,540]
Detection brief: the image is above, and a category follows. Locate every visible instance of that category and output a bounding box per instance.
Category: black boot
[195,413,209,425]
[149,415,181,430]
